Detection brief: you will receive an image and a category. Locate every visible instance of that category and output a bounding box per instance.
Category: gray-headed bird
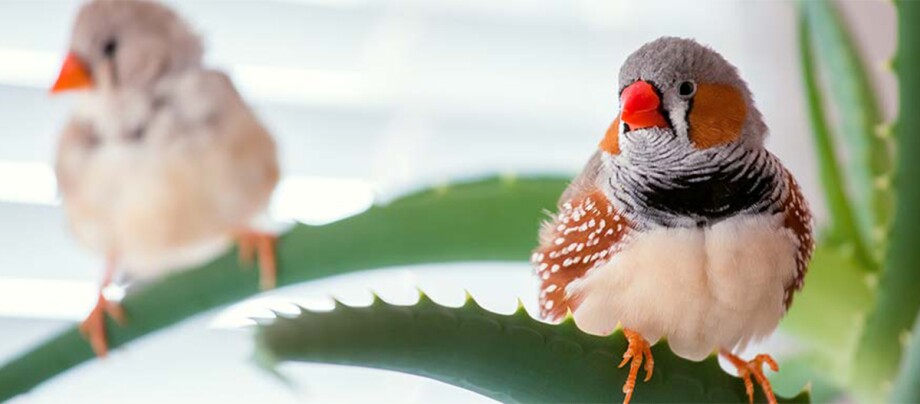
[532,37,814,404]
[52,0,280,357]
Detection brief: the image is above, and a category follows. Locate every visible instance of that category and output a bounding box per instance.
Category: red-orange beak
[620,80,668,130]
[50,52,93,93]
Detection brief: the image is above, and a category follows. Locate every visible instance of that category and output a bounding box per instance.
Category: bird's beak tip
[50,52,93,94]
[620,80,668,130]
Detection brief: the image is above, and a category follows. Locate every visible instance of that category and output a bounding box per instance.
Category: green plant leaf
[852,0,920,397]
[256,293,810,403]
[781,244,872,382]
[891,313,920,402]
[770,354,843,404]
[0,176,568,401]
[796,3,873,270]
[801,0,892,267]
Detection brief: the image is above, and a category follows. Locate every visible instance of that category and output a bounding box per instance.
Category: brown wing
[532,185,632,320]
[781,169,815,310]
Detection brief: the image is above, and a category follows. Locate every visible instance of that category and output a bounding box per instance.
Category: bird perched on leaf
[52,0,280,357]
[532,37,813,404]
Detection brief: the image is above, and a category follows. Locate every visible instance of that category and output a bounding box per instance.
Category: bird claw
[721,350,779,404]
[618,329,654,404]
[79,294,125,358]
[236,230,277,290]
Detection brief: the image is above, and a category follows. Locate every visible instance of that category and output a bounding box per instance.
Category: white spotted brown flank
[533,189,632,320]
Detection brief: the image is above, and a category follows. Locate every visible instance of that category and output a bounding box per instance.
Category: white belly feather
[63,144,251,278]
[566,213,797,361]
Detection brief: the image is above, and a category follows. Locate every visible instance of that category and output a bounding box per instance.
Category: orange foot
[237,230,277,290]
[619,328,654,404]
[79,293,125,358]
[721,349,779,404]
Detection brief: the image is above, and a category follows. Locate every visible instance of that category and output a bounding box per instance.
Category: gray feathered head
[52,0,203,92]
[601,37,766,157]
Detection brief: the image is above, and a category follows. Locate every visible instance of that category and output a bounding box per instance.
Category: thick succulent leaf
[853,0,920,397]
[891,313,920,402]
[796,3,872,269]
[781,245,872,381]
[0,176,568,401]
[770,354,843,404]
[257,294,810,403]
[801,0,893,265]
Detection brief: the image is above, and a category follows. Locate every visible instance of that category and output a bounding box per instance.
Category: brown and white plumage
[57,70,278,276]
[51,0,280,357]
[531,37,814,404]
[534,187,632,320]
[532,163,814,342]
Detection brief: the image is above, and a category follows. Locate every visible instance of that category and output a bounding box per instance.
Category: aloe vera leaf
[797,2,874,270]
[0,176,567,401]
[891,313,920,402]
[781,245,872,382]
[852,0,920,397]
[257,294,810,403]
[802,0,893,266]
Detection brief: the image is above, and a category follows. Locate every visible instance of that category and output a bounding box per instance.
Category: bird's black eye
[678,81,696,98]
[84,131,100,148]
[151,97,166,111]
[102,38,118,58]
[129,126,144,142]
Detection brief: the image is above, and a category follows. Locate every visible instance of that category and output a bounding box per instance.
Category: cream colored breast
[566,213,798,361]
[63,143,244,277]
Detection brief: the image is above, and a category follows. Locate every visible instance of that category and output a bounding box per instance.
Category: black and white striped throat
[604,140,786,229]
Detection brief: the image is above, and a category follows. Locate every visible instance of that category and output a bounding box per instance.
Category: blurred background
[0,0,895,402]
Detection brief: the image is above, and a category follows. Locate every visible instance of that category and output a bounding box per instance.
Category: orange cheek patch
[599,115,621,155]
[688,84,747,149]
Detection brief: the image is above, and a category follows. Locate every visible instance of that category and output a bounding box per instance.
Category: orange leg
[236,230,277,290]
[618,328,654,404]
[79,253,125,358]
[720,349,779,404]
